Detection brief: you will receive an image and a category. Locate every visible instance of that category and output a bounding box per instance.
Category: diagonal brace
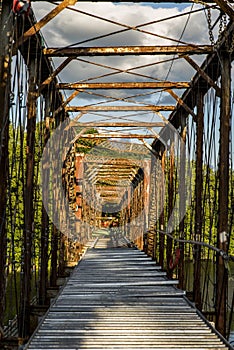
[39,57,73,92]
[213,0,234,22]
[182,55,221,97]
[53,90,80,118]
[15,0,77,49]
[166,89,197,121]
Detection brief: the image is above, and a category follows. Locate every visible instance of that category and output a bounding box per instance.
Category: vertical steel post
[159,147,165,267]
[193,91,204,310]
[178,114,186,289]
[75,153,84,241]
[0,0,12,333]
[167,136,174,278]
[216,50,231,336]
[39,92,51,305]
[50,93,61,287]
[19,59,37,338]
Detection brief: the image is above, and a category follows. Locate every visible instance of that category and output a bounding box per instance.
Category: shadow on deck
[25,236,232,350]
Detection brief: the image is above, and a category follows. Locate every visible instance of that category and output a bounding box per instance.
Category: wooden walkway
[25,237,231,350]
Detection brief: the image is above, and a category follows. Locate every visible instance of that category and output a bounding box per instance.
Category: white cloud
[32,2,214,108]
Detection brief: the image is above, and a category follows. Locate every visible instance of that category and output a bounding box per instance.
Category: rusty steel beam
[80,133,155,138]
[0,0,12,333]
[39,93,50,306]
[100,189,123,192]
[93,170,137,175]
[98,190,124,193]
[166,89,197,120]
[40,57,73,90]
[59,82,190,90]
[95,186,127,190]
[164,22,234,132]
[178,115,186,290]
[19,59,38,339]
[166,137,174,279]
[15,0,77,49]
[54,90,80,118]
[193,91,204,311]
[216,51,231,337]
[213,0,234,21]
[182,55,221,97]
[87,163,139,169]
[101,198,120,202]
[87,169,138,181]
[66,105,175,112]
[71,122,165,127]
[95,175,133,179]
[44,45,213,57]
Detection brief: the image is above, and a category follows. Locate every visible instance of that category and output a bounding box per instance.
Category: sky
[30,1,222,136]
[32,1,217,88]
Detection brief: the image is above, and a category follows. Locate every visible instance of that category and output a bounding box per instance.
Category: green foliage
[5,121,44,324]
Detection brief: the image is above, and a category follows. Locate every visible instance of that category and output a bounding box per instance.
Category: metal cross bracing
[0,0,234,349]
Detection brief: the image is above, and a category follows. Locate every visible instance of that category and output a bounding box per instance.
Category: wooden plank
[25,237,230,350]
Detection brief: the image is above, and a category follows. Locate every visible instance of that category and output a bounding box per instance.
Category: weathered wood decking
[25,237,231,349]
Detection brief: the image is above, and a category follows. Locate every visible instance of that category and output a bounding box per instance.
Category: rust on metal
[213,0,234,22]
[80,133,156,138]
[182,55,221,96]
[59,82,190,89]
[40,58,73,90]
[66,105,175,112]
[193,91,204,311]
[15,0,77,49]
[70,121,165,127]
[166,89,196,120]
[44,45,213,57]
[216,51,231,337]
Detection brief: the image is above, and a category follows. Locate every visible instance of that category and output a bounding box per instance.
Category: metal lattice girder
[44,45,213,57]
[66,106,174,112]
[59,82,190,89]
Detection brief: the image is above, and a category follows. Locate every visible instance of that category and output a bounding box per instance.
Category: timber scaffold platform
[25,237,230,350]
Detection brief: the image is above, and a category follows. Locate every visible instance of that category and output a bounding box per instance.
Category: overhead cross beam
[80,133,155,138]
[70,122,165,127]
[44,45,213,57]
[66,105,175,112]
[59,82,190,89]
